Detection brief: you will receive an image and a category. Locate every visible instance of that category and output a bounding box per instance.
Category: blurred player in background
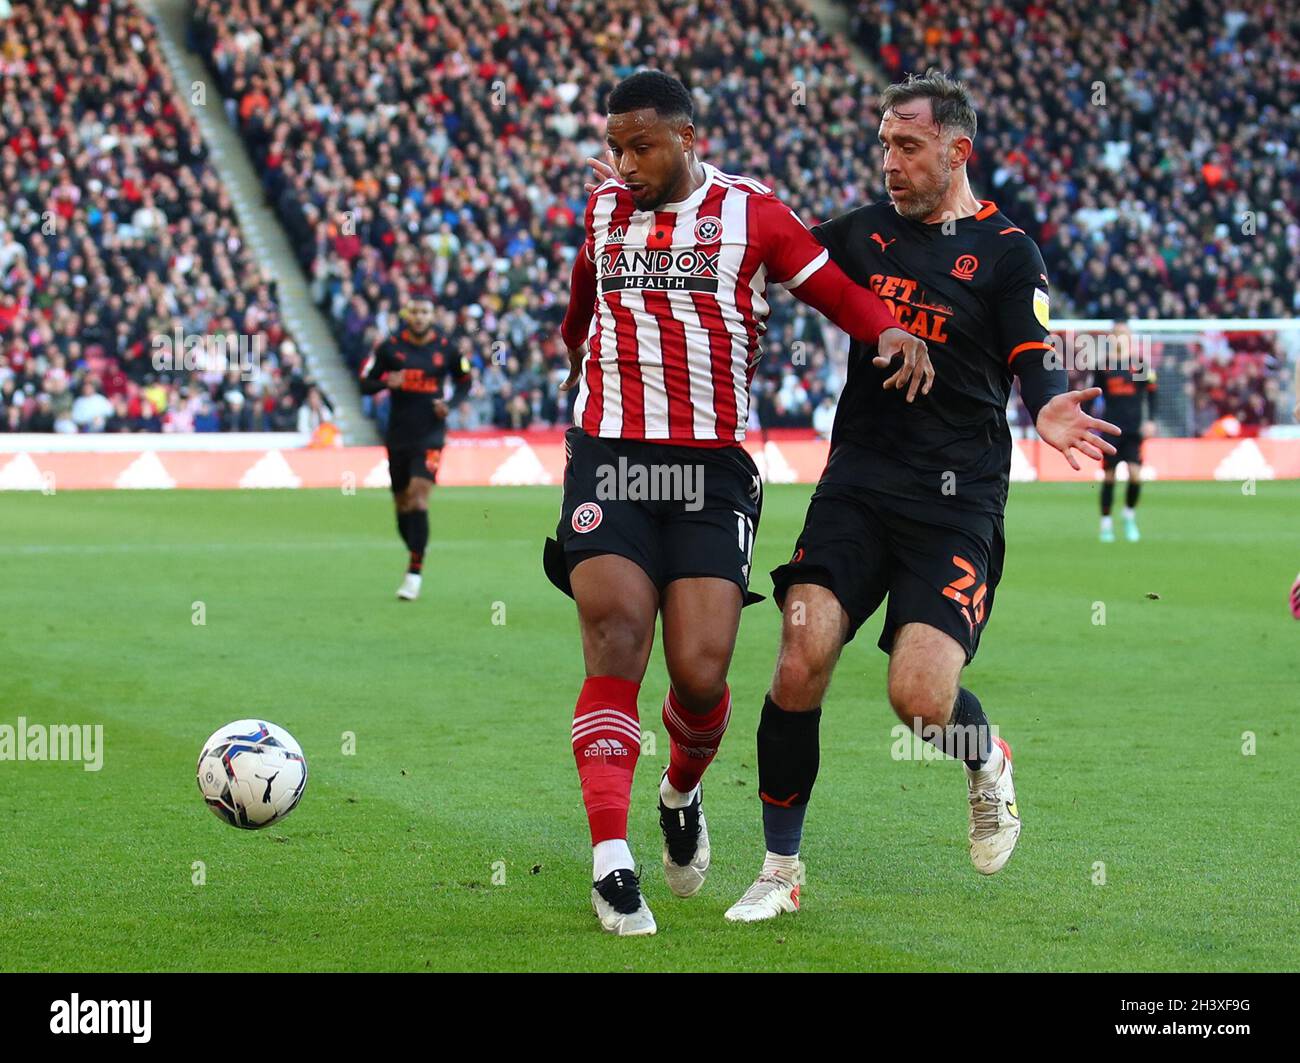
[1092,322,1157,543]
[550,70,934,936]
[359,294,470,600]
[722,72,1121,923]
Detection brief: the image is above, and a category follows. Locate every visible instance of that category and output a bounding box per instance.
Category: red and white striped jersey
[571,163,837,445]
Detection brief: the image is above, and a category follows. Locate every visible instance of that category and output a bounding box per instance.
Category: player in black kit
[725,73,1122,924]
[358,294,471,601]
[1091,322,1157,543]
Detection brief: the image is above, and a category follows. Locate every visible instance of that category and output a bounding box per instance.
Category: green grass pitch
[1,480,1297,972]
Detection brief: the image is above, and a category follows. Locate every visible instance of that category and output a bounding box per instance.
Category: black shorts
[771,482,1005,663]
[543,427,764,604]
[386,442,443,493]
[1103,432,1144,470]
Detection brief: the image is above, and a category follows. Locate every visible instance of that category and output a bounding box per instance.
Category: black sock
[396,510,414,550]
[1125,480,1141,509]
[757,694,820,857]
[1100,480,1115,516]
[407,510,428,574]
[917,687,992,769]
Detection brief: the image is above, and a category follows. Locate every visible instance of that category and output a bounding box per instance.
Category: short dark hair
[607,70,692,124]
[879,70,977,142]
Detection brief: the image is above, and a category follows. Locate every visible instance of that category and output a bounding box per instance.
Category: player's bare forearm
[790,268,934,402]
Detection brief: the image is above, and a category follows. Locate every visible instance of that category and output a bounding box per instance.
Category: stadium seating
[4,0,1293,434]
[0,0,319,433]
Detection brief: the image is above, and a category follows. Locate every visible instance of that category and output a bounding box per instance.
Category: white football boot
[658,773,711,897]
[724,861,802,923]
[967,736,1021,874]
[591,868,657,936]
[396,572,422,601]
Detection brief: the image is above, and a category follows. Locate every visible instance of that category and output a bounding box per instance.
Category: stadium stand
[0,0,322,433]
[4,0,1293,435]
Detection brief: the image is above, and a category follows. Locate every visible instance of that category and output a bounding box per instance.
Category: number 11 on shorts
[736,511,755,564]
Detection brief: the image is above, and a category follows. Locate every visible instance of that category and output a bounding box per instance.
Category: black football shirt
[1093,365,1156,432]
[811,200,1059,515]
[359,329,471,448]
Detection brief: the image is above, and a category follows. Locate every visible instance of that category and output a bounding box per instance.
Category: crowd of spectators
[1188,329,1288,433]
[0,0,322,434]
[6,0,1296,436]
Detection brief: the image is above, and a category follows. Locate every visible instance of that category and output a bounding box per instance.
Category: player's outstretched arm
[792,266,935,402]
[1035,387,1121,471]
[755,197,935,400]
[773,228,935,402]
[998,241,1118,467]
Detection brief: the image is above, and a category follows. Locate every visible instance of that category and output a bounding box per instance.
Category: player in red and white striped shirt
[559,148,929,444]
[541,71,933,936]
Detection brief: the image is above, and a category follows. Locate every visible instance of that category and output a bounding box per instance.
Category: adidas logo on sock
[582,738,629,758]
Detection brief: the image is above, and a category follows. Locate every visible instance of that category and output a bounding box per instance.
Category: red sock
[571,676,641,844]
[662,685,731,795]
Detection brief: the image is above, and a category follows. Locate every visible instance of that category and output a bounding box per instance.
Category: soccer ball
[1291,572,1300,620]
[196,720,308,829]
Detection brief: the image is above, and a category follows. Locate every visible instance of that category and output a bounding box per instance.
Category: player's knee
[583,614,650,677]
[665,618,732,710]
[887,669,954,731]
[668,663,728,714]
[771,639,834,711]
